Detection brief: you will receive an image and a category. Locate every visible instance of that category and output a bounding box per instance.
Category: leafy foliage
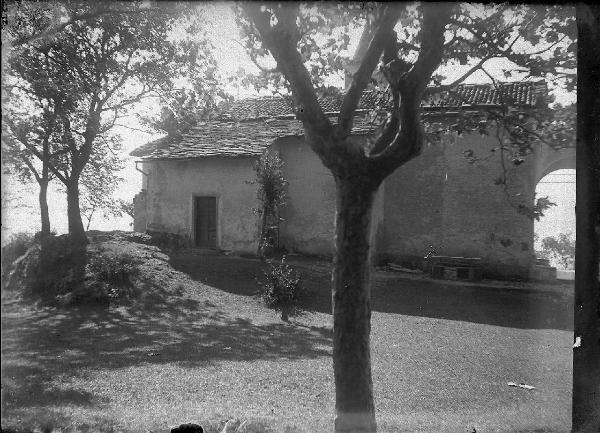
[253,152,288,257]
[3,232,142,306]
[140,86,231,137]
[236,4,577,426]
[234,3,367,95]
[3,1,220,241]
[77,138,126,230]
[86,251,141,301]
[257,257,305,321]
[1,232,36,277]
[518,195,557,221]
[236,4,576,169]
[538,232,575,269]
[117,198,135,227]
[236,4,575,96]
[5,233,87,301]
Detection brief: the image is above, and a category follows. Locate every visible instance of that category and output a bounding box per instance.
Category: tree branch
[100,50,134,104]
[241,3,332,139]
[19,154,42,184]
[404,4,454,96]
[338,4,403,135]
[367,3,453,179]
[425,55,495,94]
[369,88,400,155]
[9,4,156,47]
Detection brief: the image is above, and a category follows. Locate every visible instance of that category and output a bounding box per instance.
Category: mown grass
[1,234,574,433]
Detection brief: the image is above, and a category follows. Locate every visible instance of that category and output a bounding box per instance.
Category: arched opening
[534,168,576,279]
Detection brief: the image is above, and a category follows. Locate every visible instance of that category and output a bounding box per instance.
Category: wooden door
[195,197,217,247]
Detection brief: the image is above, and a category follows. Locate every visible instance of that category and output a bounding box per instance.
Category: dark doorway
[194,196,217,247]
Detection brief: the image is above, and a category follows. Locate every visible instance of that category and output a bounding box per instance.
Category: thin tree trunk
[332,176,378,433]
[37,178,53,263]
[39,180,51,237]
[85,205,96,231]
[573,5,600,432]
[66,180,88,245]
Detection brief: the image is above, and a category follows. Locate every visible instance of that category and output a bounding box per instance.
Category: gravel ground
[1,241,573,433]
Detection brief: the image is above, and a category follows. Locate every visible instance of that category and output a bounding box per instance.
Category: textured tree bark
[66,180,88,245]
[573,5,600,432]
[239,7,449,432]
[332,175,379,433]
[39,180,51,237]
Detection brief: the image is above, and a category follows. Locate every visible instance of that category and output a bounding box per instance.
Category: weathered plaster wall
[533,144,576,183]
[274,137,385,258]
[275,137,337,256]
[140,158,259,252]
[132,131,561,279]
[381,140,446,262]
[382,133,538,278]
[133,190,147,233]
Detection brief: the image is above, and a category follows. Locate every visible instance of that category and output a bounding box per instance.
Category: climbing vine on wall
[253,151,287,257]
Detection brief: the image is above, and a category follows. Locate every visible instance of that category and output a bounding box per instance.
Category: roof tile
[131,82,547,159]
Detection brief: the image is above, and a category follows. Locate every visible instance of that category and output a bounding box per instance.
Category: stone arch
[531,145,576,277]
[533,145,576,184]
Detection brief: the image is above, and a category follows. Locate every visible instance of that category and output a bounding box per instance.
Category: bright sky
[1,2,576,244]
[535,169,576,267]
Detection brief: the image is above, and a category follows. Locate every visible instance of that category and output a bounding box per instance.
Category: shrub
[253,151,287,257]
[257,256,304,321]
[1,232,35,276]
[2,234,87,302]
[83,252,141,303]
[3,232,143,306]
[88,252,139,286]
[538,232,575,270]
[29,234,88,301]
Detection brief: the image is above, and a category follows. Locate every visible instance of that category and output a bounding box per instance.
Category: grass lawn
[1,238,574,432]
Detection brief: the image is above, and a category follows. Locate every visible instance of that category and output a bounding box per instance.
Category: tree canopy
[2,1,220,242]
[236,4,577,432]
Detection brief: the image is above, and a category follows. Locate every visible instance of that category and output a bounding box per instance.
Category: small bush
[538,232,575,270]
[33,234,87,295]
[83,252,141,303]
[3,232,144,306]
[257,256,304,321]
[88,252,140,286]
[1,232,36,276]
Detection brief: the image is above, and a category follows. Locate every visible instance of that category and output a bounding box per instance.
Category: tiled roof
[221,92,380,121]
[131,82,547,160]
[422,82,546,109]
[130,115,379,159]
[221,82,546,121]
[130,119,303,159]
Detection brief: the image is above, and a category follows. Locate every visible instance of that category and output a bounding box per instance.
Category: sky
[1,2,576,249]
[535,169,576,245]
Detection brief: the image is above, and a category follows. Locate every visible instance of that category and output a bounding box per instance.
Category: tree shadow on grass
[370,276,573,331]
[300,269,573,331]
[1,281,331,417]
[168,253,263,297]
[1,364,100,409]
[168,254,573,332]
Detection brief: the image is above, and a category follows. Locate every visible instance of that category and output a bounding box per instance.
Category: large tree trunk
[66,180,88,245]
[332,175,379,433]
[38,179,51,237]
[573,5,600,432]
